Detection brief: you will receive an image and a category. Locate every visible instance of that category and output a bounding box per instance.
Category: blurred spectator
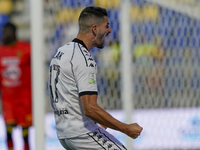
[0,22,32,150]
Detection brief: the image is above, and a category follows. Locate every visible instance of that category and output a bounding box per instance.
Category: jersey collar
[72,38,88,50]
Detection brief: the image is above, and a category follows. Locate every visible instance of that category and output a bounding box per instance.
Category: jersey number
[49,65,60,103]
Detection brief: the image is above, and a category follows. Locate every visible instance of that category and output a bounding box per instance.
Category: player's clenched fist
[124,123,143,139]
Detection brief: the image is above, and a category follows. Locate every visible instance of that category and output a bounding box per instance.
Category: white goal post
[120,0,134,149]
[30,0,45,150]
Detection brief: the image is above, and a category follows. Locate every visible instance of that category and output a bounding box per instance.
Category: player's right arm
[80,94,143,139]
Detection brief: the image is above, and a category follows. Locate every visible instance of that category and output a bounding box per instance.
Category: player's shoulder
[16,41,31,52]
[0,44,5,56]
[52,42,74,62]
[55,40,96,68]
[15,41,31,56]
[58,41,74,53]
[57,41,86,60]
[0,44,4,50]
[17,40,30,47]
[73,45,96,68]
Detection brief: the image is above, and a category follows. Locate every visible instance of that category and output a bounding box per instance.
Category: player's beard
[96,33,105,49]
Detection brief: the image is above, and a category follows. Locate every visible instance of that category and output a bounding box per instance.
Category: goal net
[42,0,200,149]
[2,0,200,150]
[44,0,122,110]
[44,0,200,109]
[131,0,200,109]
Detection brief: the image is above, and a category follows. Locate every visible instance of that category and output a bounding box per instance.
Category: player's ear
[91,24,97,36]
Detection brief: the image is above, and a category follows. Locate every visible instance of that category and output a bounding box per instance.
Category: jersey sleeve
[74,61,98,97]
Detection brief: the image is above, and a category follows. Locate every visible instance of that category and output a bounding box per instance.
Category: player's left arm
[80,94,121,130]
[80,94,143,139]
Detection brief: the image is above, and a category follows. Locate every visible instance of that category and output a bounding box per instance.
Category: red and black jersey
[0,41,32,126]
[0,41,31,95]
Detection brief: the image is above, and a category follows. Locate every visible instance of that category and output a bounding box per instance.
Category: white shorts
[59,127,127,150]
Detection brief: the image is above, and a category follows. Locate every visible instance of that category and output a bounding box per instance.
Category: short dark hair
[1,22,17,45]
[3,22,17,33]
[78,6,108,33]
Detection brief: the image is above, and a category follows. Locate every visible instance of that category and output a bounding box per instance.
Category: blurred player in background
[0,22,32,150]
[49,6,143,150]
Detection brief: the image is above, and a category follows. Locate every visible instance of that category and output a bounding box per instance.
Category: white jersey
[49,38,99,139]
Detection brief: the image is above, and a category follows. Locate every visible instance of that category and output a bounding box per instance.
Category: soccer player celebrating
[49,6,143,150]
[0,22,32,150]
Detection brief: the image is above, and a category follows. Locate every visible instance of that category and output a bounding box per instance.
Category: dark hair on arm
[78,6,108,33]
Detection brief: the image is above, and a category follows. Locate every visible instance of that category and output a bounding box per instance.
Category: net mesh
[131,0,200,109]
[44,0,122,111]
[0,0,199,149]
[44,0,200,112]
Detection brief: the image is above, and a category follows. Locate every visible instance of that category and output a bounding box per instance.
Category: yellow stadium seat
[130,5,141,22]
[56,8,74,24]
[94,0,120,9]
[73,7,84,23]
[130,5,158,22]
[56,7,86,24]
[143,5,158,21]
[0,0,13,14]
[111,0,120,8]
